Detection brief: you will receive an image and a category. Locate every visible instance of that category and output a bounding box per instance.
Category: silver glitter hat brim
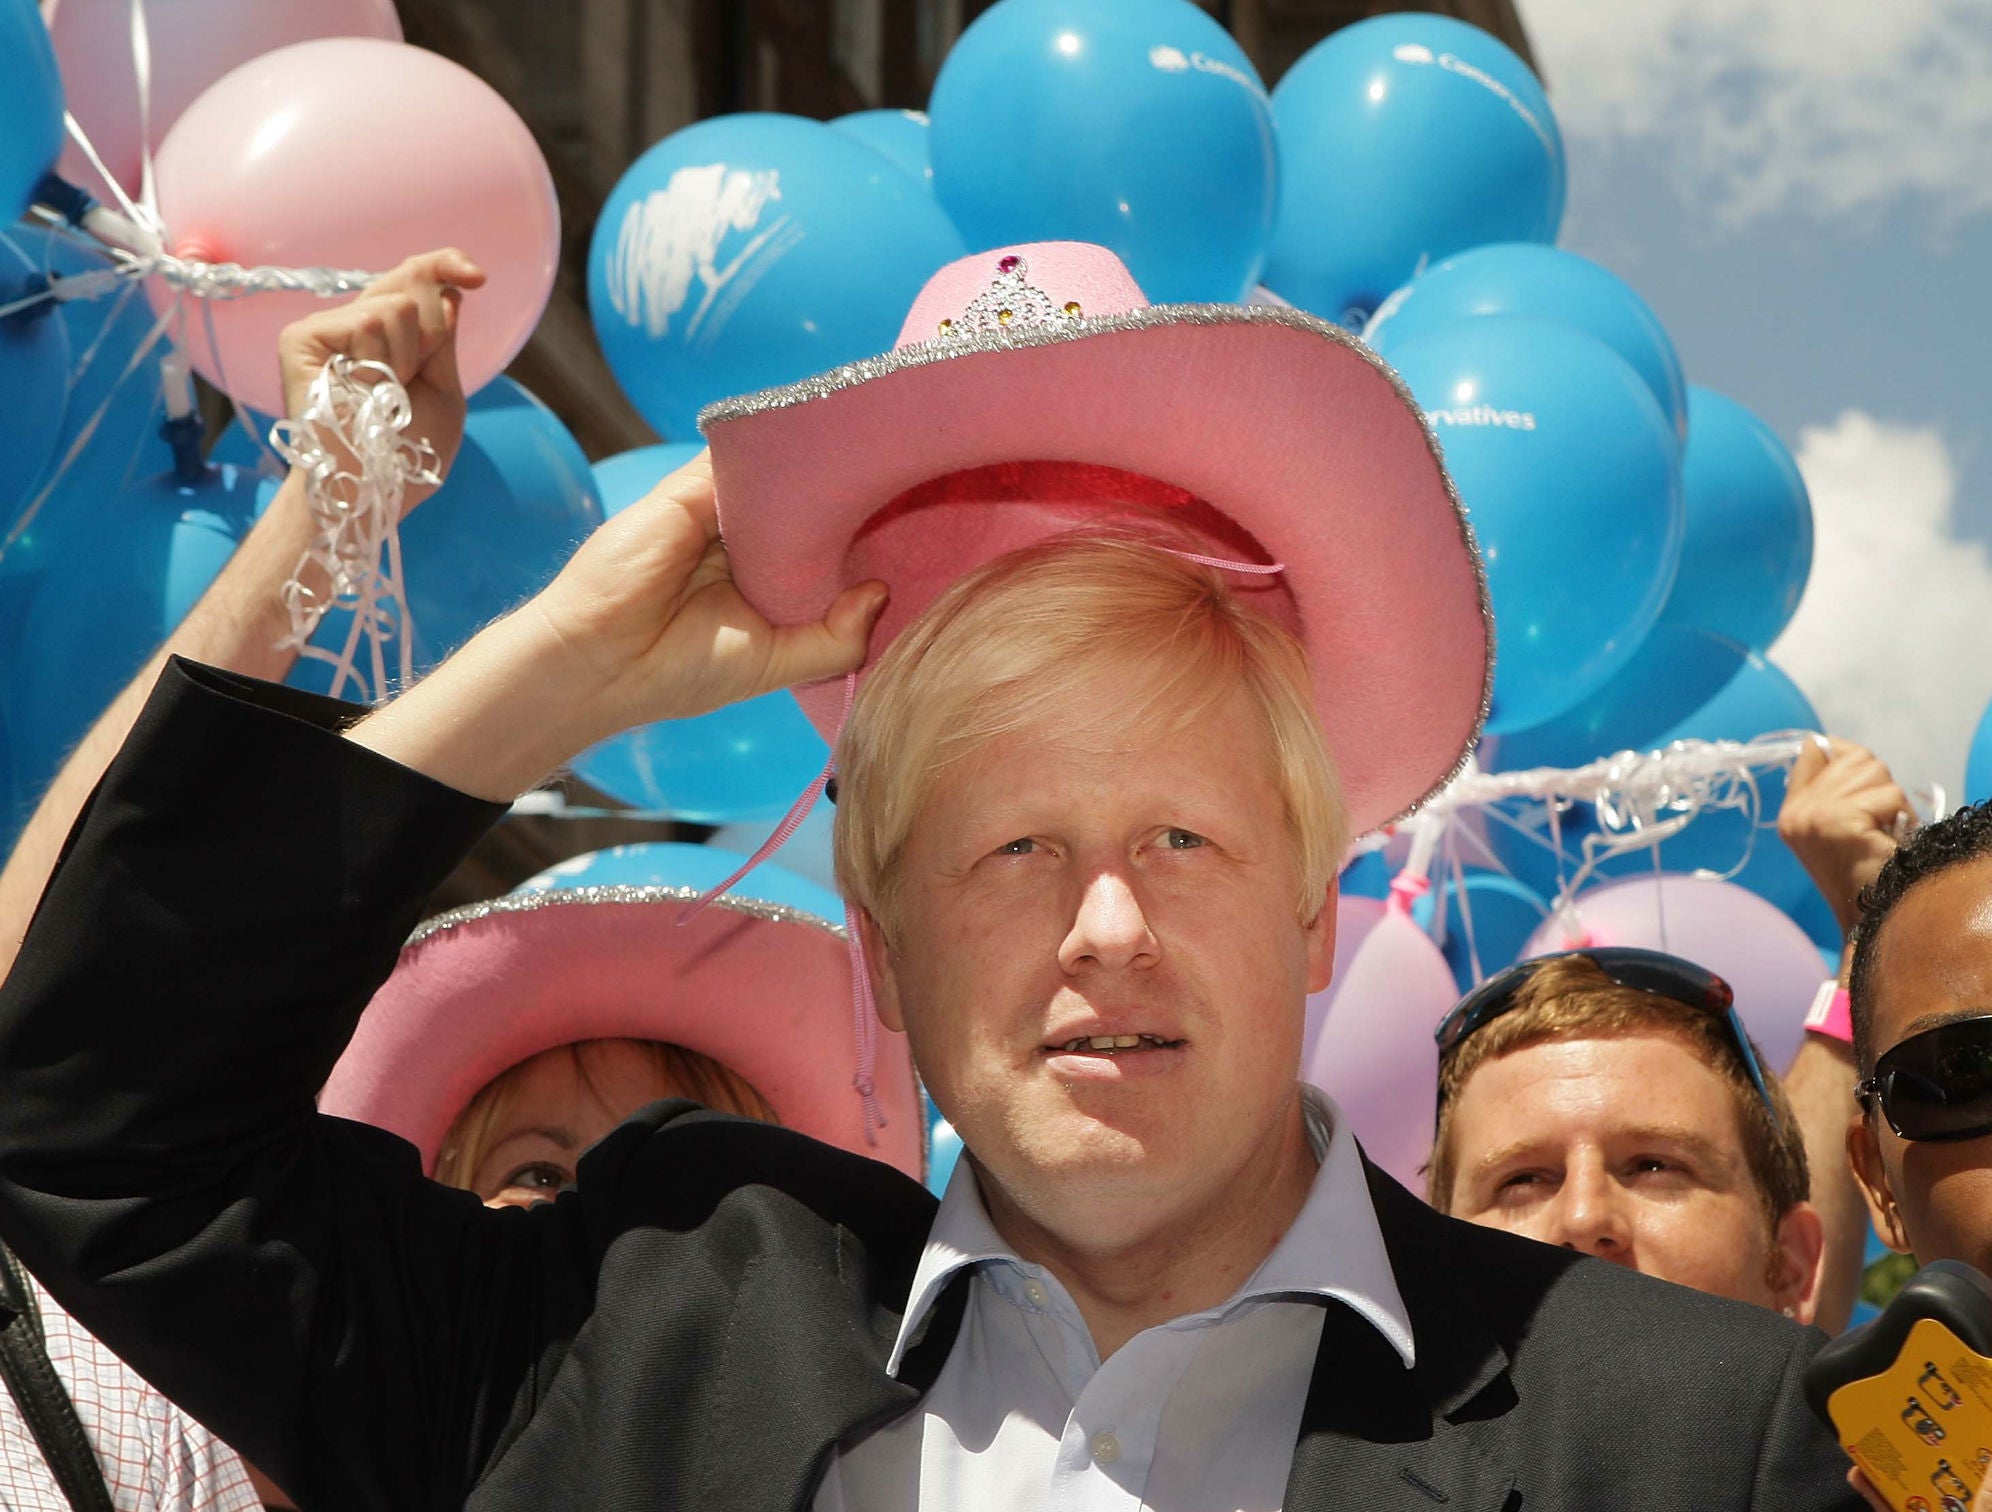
[401,884,845,952]
[697,301,1495,832]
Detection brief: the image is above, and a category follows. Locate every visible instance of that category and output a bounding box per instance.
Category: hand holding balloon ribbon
[1400,734,1925,910]
[270,355,437,703]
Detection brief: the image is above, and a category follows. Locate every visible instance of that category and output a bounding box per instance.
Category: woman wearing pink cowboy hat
[0,241,1856,1510]
[319,843,923,1204]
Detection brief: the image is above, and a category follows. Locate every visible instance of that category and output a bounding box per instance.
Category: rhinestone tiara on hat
[934,253,1085,343]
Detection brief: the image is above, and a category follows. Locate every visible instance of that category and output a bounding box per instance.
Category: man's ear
[1848,1110,1914,1257]
[1770,1200,1827,1326]
[1304,879,1339,996]
[854,905,907,1034]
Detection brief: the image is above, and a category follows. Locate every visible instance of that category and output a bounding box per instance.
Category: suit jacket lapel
[713,1237,972,1512]
[1283,1158,1518,1512]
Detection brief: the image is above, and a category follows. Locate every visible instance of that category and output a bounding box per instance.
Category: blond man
[0,238,1856,1509]
[0,485,1855,1511]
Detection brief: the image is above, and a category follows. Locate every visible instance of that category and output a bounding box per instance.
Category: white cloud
[1773,410,1989,794]
[1518,0,1992,225]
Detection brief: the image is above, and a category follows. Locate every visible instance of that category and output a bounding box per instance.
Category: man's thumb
[767,583,888,691]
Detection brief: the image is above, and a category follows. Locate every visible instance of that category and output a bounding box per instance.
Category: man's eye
[1161,828,1208,850]
[996,837,1039,856]
[1494,1171,1551,1202]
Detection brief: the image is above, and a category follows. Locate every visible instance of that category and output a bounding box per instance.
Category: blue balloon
[1786,884,1844,961]
[8,461,262,799]
[285,377,604,697]
[1,232,175,699]
[0,693,24,853]
[1364,243,1686,445]
[10,227,176,504]
[591,442,706,517]
[516,840,845,922]
[1339,848,1392,901]
[589,112,965,440]
[1967,699,1992,805]
[0,232,73,520]
[928,0,1277,302]
[1488,625,1821,911]
[710,796,837,897]
[204,407,287,479]
[1267,14,1564,325]
[583,436,830,825]
[831,109,935,193]
[572,692,830,826]
[1387,315,1683,733]
[1655,387,1814,654]
[0,0,63,222]
[1412,870,1551,991]
[928,1117,965,1196]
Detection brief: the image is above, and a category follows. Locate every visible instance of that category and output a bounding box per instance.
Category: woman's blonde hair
[833,529,1349,936]
[434,1038,778,1192]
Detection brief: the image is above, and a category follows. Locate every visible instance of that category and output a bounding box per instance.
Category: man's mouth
[1049,1034,1185,1056]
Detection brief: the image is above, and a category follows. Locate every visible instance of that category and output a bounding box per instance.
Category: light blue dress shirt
[814,1086,1415,1511]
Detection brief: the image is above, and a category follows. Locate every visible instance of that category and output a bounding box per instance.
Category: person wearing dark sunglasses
[1847,801,1992,1291]
[1428,948,1826,1320]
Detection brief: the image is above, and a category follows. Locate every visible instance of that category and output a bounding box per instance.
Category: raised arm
[1777,737,1914,1333]
[0,248,483,982]
[0,454,886,1506]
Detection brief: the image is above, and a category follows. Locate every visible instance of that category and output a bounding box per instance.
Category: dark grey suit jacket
[0,661,1860,1510]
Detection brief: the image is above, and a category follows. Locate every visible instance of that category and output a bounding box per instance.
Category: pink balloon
[1301,892,1384,1072]
[1304,897,1457,1192]
[1521,872,1825,1072]
[48,0,402,205]
[148,37,557,415]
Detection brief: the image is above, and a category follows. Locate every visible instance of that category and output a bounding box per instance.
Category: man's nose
[1543,1163,1635,1267]
[1058,869,1161,973]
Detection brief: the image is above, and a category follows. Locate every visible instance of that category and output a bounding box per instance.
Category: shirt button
[1091,1431,1121,1465]
[1024,1279,1048,1307]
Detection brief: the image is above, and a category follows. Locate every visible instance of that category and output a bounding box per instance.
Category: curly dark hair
[1849,800,1992,1071]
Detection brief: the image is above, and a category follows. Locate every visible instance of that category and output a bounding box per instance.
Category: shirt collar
[887,1085,1415,1375]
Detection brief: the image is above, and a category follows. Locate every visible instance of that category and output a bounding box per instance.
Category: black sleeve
[0,659,580,1509]
[1752,1325,1865,1510]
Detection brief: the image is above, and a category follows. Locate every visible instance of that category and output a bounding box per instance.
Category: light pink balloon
[1301,892,1384,1073]
[1304,897,1457,1191]
[1521,872,1825,1072]
[47,0,402,205]
[148,37,557,415]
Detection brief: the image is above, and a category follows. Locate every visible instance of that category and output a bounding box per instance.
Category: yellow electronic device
[1807,1261,1992,1512]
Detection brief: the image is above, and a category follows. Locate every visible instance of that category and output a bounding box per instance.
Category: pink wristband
[1804,980,1853,1045]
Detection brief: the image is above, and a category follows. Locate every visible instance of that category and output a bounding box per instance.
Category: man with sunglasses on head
[1430,949,1828,1321]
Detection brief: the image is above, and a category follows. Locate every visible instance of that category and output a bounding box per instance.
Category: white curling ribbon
[271,355,438,704]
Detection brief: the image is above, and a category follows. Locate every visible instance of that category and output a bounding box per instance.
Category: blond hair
[1427,954,1808,1227]
[833,529,1348,936]
[434,1038,778,1193]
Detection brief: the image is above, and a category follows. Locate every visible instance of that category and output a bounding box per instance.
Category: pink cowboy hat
[704,241,1492,835]
[318,864,924,1181]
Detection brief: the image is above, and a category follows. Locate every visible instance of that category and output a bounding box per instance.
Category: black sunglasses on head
[1858,1016,1992,1143]
[1433,947,1781,1130]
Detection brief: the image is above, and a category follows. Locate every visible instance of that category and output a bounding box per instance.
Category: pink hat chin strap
[676,672,888,1144]
[674,546,1285,1154]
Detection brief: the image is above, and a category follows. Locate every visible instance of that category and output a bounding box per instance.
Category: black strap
[0,1241,118,1512]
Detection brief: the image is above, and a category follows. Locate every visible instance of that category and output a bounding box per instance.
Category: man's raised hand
[1779,737,1914,937]
[528,451,888,734]
[345,450,887,802]
[274,247,486,510]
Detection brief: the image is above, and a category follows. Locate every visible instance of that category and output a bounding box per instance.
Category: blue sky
[1516,0,1991,798]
